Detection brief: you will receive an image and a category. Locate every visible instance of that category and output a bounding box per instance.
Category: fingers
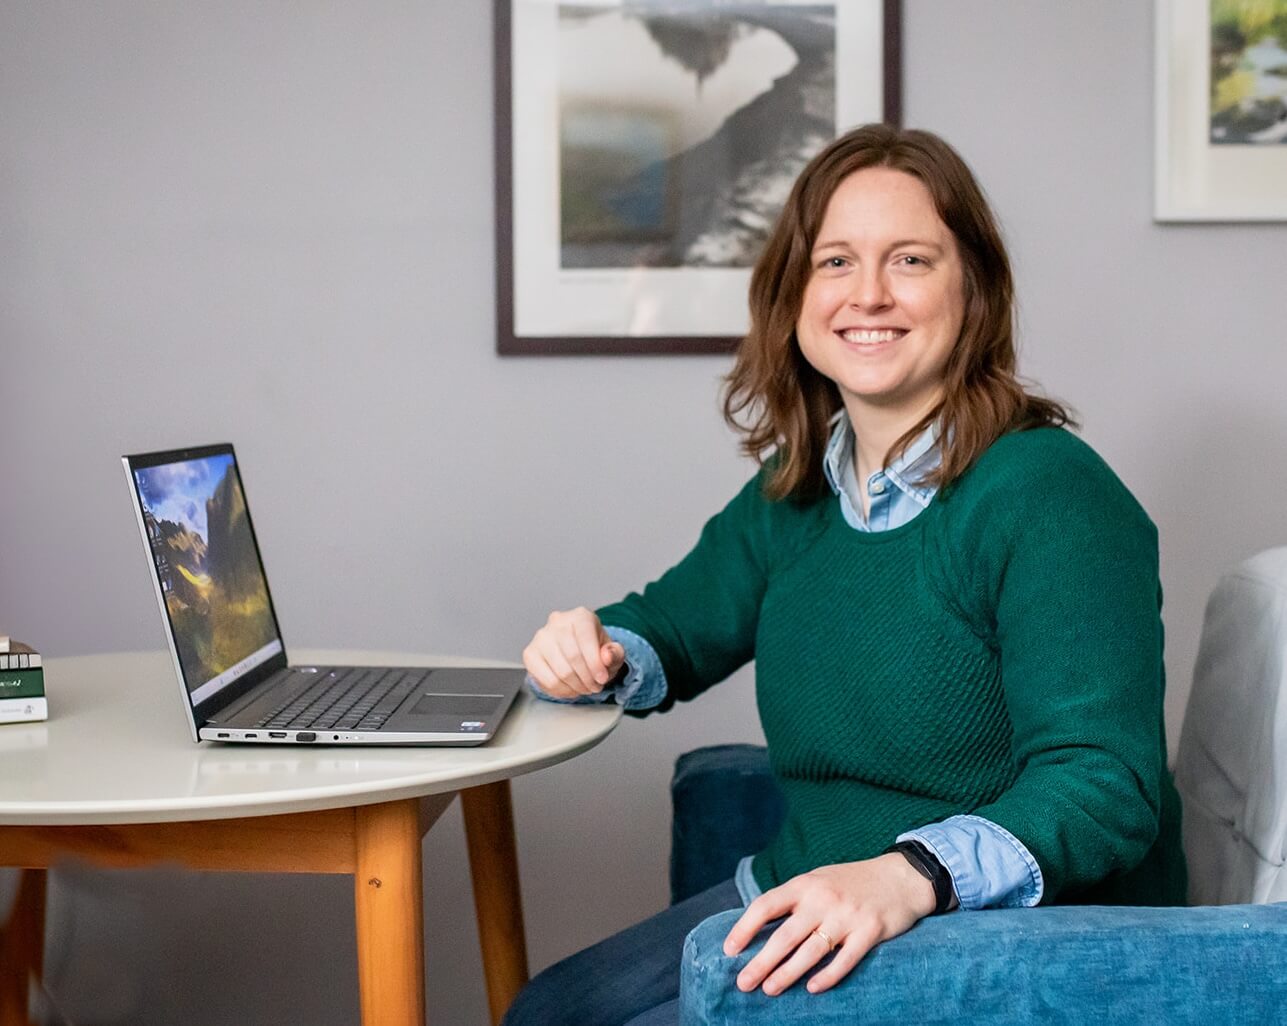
[600,641,626,679]
[734,914,816,994]
[723,886,796,956]
[759,924,846,996]
[522,645,580,700]
[804,929,878,994]
[523,607,618,697]
[570,615,612,686]
[532,634,597,696]
[733,914,880,997]
[720,858,936,997]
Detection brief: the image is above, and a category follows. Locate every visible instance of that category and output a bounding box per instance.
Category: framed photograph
[1155,0,1287,221]
[495,0,902,355]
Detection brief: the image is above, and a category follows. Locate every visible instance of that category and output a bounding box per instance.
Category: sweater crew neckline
[824,484,943,543]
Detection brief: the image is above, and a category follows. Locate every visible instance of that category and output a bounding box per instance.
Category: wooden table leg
[0,868,46,1026]
[355,800,426,1026]
[461,780,529,1026]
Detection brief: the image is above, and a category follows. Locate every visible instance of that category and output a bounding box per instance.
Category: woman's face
[796,167,966,431]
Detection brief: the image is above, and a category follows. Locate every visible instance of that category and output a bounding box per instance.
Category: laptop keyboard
[256,668,424,732]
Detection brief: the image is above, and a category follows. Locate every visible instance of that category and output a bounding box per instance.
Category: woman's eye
[821,256,848,269]
[897,255,928,267]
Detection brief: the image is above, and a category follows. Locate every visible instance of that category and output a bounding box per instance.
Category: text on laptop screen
[133,454,281,697]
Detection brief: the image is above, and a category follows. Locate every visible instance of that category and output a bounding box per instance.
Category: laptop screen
[128,447,284,704]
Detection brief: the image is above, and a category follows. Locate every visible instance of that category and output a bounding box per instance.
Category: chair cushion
[1176,547,1287,904]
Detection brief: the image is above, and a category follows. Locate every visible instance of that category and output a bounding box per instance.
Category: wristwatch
[884,839,956,914]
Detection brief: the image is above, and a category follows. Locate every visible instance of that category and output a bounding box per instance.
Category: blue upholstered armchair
[669,550,1287,1024]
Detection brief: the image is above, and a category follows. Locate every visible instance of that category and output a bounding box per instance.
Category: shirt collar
[823,412,941,509]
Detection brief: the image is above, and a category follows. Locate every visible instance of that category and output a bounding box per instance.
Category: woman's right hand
[523,607,626,699]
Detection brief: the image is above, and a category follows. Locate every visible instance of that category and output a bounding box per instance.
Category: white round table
[0,650,621,1026]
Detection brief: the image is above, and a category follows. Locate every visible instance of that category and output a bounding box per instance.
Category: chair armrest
[681,903,1287,1024]
[670,744,785,905]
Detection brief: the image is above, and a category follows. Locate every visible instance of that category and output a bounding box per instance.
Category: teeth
[840,329,902,344]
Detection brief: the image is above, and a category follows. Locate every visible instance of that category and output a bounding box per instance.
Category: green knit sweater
[597,428,1186,905]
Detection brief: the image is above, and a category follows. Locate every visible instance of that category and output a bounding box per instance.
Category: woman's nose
[848,269,892,311]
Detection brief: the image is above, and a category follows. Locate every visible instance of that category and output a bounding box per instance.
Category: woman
[507,124,1185,1026]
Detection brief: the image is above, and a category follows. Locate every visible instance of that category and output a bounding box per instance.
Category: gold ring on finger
[811,928,836,952]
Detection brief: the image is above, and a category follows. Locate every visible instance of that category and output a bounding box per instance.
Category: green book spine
[0,667,44,699]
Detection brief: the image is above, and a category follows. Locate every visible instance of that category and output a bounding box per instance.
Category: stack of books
[0,636,48,724]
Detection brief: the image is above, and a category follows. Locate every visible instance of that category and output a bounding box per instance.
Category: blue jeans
[505,885,1287,1025]
[500,879,741,1026]
[681,902,1287,1025]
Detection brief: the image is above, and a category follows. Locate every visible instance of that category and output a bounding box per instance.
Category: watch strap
[885,839,955,915]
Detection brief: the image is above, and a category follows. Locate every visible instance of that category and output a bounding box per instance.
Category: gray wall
[1,2,1283,1023]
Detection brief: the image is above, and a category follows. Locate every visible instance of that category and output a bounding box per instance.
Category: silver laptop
[122,443,522,746]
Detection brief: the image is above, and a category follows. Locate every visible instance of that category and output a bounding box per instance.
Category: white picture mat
[1155,0,1287,221]
[510,0,887,338]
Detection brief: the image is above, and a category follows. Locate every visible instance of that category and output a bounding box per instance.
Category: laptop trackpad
[395,693,506,733]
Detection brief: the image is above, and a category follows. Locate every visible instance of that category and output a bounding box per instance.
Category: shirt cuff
[734,854,761,907]
[523,626,667,712]
[603,626,667,710]
[898,814,1044,910]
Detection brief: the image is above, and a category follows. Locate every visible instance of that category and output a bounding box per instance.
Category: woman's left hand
[721,853,939,996]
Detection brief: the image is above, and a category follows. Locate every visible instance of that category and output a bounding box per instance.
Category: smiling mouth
[838,328,907,345]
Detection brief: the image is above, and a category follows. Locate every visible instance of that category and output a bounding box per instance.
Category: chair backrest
[1175,547,1287,905]
[669,743,784,905]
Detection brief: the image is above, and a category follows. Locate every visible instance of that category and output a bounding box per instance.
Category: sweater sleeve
[959,434,1167,900]
[595,467,796,715]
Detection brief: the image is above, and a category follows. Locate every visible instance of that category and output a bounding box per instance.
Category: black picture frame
[495,0,903,356]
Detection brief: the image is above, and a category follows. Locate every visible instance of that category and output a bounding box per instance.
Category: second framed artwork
[495,0,902,355]
[1155,0,1287,220]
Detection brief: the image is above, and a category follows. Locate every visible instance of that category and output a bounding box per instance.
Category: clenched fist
[523,607,626,699]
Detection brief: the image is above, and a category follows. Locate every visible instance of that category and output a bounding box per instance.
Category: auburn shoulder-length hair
[723,123,1073,501]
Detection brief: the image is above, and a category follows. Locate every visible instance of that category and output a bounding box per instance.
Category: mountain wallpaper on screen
[157,464,276,688]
